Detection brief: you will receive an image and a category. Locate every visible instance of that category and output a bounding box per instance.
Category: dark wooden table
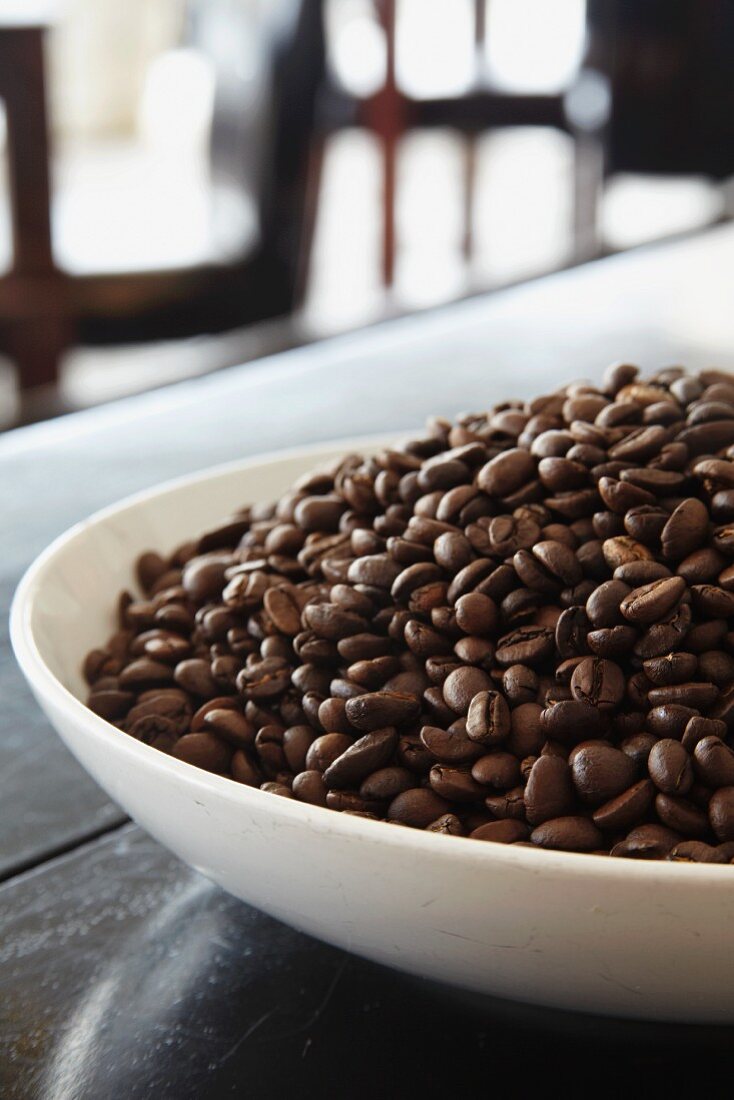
[4,228,734,1098]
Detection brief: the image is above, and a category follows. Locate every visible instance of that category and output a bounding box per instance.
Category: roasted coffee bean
[173,733,232,774]
[620,577,686,625]
[531,816,603,852]
[495,626,555,667]
[477,448,535,498]
[648,739,693,795]
[360,766,415,801]
[709,788,734,840]
[421,723,483,764]
[306,733,353,773]
[693,736,734,788]
[345,691,420,731]
[471,752,521,789]
[661,498,709,562]
[323,728,398,788]
[540,700,606,745]
[443,667,494,715]
[585,580,630,628]
[387,788,450,828]
[611,824,681,859]
[655,793,709,838]
[642,652,697,685]
[647,704,699,740]
[592,779,655,831]
[570,658,625,710]
[292,770,328,806]
[668,841,728,864]
[466,690,511,744]
[646,682,718,709]
[571,742,638,805]
[524,756,575,825]
[471,819,529,843]
[681,715,727,753]
[502,664,539,706]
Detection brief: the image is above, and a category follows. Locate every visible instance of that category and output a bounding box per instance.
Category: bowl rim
[10,435,734,887]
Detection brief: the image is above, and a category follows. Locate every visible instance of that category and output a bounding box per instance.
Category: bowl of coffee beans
[13,364,734,1021]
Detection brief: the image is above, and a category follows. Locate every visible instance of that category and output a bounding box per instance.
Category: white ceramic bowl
[11,439,734,1023]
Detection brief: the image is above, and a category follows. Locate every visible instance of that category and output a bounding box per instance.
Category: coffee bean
[619,576,686,625]
[306,733,353,772]
[443,667,494,715]
[648,739,693,795]
[642,652,697,685]
[531,816,603,852]
[420,723,483,764]
[360,766,415,801]
[471,820,530,843]
[571,742,638,805]
[570,657,625,710]
[466,690,511,744]
[323,728,398,788]
[477,448,535,498]
[540,700,606,744]
[524,756,575,825]
[471,752,521,789]
[693,736,734,788]
[709,788,734,840]
[387,788,450,828]
[611,824,681,859]
[173,733,232,774]
[661,498,709,562]
[592,779,655,831]
[647,682,718,709]
[345,691,420,731]
[292,770,328,805]
[454,592,498,635]
[655,793,709,838]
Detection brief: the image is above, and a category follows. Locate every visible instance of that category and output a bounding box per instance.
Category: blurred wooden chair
[0,0,325,391]
[326,0,599,288]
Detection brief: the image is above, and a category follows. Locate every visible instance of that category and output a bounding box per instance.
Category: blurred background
[1,0,734,428]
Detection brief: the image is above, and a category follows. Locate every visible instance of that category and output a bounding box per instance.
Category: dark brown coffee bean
[292,770,328,805]
[502,664,539,706]
[660,498,709,562]
[174,659,219,698]
[655,793,709,838]
[691,584,734,617]
[646,704,699,740]
[494,626,555,667]
[387,788,450,828]
[173,732,232,774]
[540,700,606,745]
[586,625,638,659]
[555,606,589,658]
[182,555,230,603]
[709,788,734,840]
[306,733,353,772]
[477,448,535,498]
[345,691,420,731]
[323,728,397,788]
[693,736,734,789]
[642,652,697,685]
[647,739,693,795]
[360,766,415,801]
[571,742,638,805]
[611,824,681,859]
[454,592,498,636]
[471,752,521,789]
[442,667,494,715]
[647,683,718,710]
[531,816,603,852]
[263,585,303,636]
[420,723,483,764]
[485,785,526,821]
[681,715,728,752]
[231,751,261,787]
[570,658,625,710]
[592,779,654,831]
[668,841,728,864]
[471,820,529,843]
[613,560,671,585]
[619,576,686,625]
[524,756,575,825]
[466,690,511,744]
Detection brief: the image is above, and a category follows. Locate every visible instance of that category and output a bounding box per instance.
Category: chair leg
[6,314,68,390]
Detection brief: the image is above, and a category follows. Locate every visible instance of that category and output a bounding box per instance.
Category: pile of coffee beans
[83,364,734,863]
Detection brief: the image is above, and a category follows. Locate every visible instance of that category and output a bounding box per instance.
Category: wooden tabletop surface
[3,226,734,1097]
